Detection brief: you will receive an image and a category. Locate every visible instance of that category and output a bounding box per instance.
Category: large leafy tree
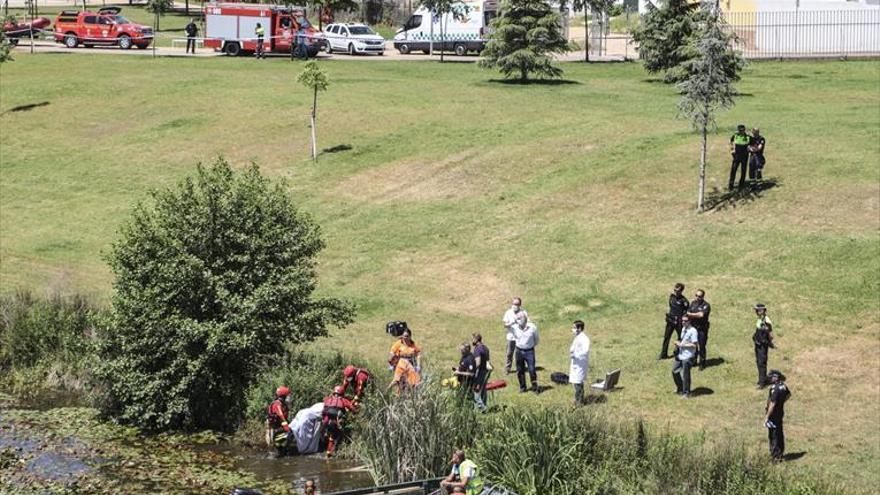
[96,159,353,431]
[678,2,745,211]
[479,0,569,81]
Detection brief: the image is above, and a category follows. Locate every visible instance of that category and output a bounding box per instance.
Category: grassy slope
[1,54,878,491]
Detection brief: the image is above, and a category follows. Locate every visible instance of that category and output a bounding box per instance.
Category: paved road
[13,39,630,62]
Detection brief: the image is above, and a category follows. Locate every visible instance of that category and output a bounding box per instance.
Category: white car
[323,23,385,55]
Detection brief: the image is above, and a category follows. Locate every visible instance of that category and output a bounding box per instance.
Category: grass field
[1,54,878,491]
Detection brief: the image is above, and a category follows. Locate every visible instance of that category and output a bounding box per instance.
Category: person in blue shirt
[672,315,699,398]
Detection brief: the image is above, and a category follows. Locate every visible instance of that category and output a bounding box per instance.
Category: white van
[393,0,498,55]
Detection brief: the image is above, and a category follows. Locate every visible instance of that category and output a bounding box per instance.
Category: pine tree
[478,0,569,81]
[678,3,745,211]
[631,0,698,82]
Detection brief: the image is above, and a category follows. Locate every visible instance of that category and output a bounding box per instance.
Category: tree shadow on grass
[704,178,780,212]
[583,394,608,405]
[2,101,49,116]
[322,144,352,154]
[487,78,581,86]
[690,387,714,397]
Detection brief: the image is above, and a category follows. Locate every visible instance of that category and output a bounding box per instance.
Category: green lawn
[1,54,878,492]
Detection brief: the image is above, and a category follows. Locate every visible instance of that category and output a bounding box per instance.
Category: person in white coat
[502,297,527,374]
[569,320,590,406]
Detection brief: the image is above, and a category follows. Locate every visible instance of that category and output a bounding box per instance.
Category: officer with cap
[764,370,791,460]
[729,124,751,190]
[659,283,689,360]
[752,303,775,388]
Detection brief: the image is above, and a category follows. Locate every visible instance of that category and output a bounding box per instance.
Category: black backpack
[386,321,408,337]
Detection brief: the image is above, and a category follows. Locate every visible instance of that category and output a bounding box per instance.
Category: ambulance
[393,0,498,55]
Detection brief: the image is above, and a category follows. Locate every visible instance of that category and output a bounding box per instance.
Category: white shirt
[513,322,539,349]
[678,325,699,361]
[502,306,527,342]
[569,331,590,384]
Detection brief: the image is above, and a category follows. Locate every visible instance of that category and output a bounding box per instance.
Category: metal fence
[724,9,880,58]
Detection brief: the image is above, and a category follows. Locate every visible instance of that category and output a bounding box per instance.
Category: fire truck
[203,3,325,57]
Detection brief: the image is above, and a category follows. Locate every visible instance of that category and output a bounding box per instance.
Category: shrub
[0,290,99,397]
[95,158,354,431]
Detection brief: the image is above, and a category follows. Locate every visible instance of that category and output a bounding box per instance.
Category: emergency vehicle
[53,7,153,50]
[203,2,325,57]
[393,0,498,55]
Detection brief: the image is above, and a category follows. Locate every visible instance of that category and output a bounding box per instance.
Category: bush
[95,158,354,431]
[0,290,99,398]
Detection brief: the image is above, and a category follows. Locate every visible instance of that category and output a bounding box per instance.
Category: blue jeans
[672,357,693,395]
[515,347,537,391]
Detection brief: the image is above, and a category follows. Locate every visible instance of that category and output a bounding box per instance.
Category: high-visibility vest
[255,26,265,37]
[459,459,484,495]
[732,133,750,146]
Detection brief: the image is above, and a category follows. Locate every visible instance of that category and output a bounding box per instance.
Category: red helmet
[343,365,356,378]
[276,386,290,398]
[333,385,345,395]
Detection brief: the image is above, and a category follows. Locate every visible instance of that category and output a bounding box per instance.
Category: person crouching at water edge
[437,450,484,495]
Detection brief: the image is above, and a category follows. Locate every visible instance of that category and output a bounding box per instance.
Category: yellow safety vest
[460,459,483,495]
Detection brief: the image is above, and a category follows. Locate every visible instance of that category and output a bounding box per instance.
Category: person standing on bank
[752,303,775,389]
[672,315,699,398]
[254,22,266,59]
[659,283,689,360]
[471,333,490,411]
[502,297,527,374]
[687,289,712,370]
[764,370,791,461]
[748,128,767,182]
[185,18,199,55]
[569,320,590,406]
[513,312,539,393]
[729,124,751,190]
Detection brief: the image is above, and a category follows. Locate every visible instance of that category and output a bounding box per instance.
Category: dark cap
[754,303,767,311]
[768,370,785,380]
[737,124,746,130]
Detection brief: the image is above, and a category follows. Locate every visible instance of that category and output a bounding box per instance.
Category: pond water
[202,443,374,493]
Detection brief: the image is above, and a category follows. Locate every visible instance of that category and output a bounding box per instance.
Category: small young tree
[569,0,614,62]
[95,159,353,431]
[479,0,569,81]
[145,0,173,31]
[297,61,330,161]
[422,0,453,62]
[678,3,745,212]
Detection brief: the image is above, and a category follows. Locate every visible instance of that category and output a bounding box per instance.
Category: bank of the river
[0,397,371,494]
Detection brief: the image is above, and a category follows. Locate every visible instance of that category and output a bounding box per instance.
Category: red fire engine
[203,3,325,57]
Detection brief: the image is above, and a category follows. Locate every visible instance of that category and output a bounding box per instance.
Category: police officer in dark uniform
[763,370,791,461]
[748,128,766,181]
[729,124,750,190]
[184,18,199,55]
[659,283,689,360]
[686,289,711,370]
[752,303,775,389]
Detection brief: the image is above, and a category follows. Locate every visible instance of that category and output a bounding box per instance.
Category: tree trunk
[584,9,589,62]
[440,14,445,62]
[429,12,433,56]
[310,87,318,162]
[698,117,707,212]
[186,0,189,15]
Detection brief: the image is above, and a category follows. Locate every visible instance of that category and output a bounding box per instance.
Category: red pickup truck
[54,7,153,49]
